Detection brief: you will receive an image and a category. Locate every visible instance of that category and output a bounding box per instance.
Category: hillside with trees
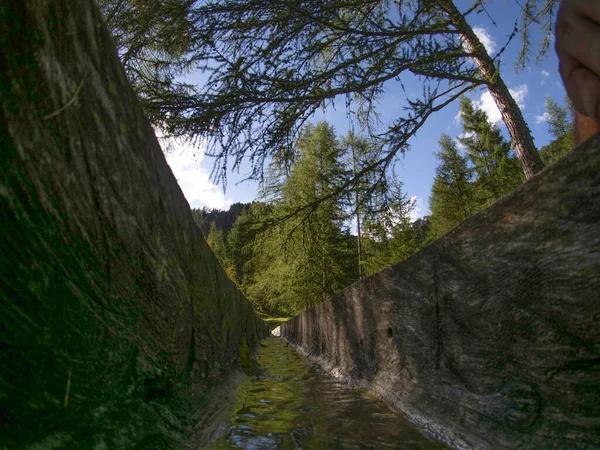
[199,94,575,317]
[191,202,251,237]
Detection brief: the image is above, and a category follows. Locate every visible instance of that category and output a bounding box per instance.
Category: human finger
[556,1,600,120]
[563,0,600,24]
[555,4,600,81]
[560,55,600,123]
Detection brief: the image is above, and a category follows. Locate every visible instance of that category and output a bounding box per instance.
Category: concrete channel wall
[281,136,600,449]
[0,2,266,448]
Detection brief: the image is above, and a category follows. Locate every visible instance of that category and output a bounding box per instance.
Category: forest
[193,96,573,318]
[97,0,575,318]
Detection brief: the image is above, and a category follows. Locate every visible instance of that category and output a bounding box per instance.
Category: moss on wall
[0,1,266,447]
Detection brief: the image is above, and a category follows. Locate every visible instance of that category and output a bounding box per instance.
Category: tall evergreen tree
[342,133,387,281]
[280,123,351,307]
[225,207,249,285]
[206,221,231,273]
[457,96,523,208]
[362,179,420,275]
[429,133,475,238]
[538,96,575,165]
[432,0,543,178]
[245,123,355,315]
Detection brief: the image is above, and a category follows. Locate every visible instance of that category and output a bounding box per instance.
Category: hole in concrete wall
[387,327,393,339]
[360,338,363,346]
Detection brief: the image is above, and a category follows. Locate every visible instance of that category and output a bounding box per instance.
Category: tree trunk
[436,0,545,180]
[356,209,363,280]
[352,148,364,281]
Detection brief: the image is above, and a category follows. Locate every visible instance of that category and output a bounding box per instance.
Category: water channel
[209,337,448,449]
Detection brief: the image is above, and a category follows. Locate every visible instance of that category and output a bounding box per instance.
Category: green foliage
[429,98,525,239]
[546,96,574,138]
[191,203,251,238]
[362,180,430,276]
[224,123,358,316]
[97,0,197,129]
[538,96,575,165]
[101,0,540,188]
[340,132,388,280]
[428,133,475,238]
[457,97,523,207]
[516,0,562,71]
[206,221,230,271]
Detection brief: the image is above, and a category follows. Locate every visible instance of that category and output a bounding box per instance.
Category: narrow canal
[210,337,448,449]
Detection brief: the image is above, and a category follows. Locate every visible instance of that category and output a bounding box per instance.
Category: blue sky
[163,0,568,218]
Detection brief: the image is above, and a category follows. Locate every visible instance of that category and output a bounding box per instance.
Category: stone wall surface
[281,135,600,449]
[0,1,266,448]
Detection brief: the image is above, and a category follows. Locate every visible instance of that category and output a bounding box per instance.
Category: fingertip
[565,66,600,123]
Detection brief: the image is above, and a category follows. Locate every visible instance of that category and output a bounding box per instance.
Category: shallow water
[209,337,448,449]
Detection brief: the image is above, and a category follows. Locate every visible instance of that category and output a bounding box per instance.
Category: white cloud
[454,109,463,125]
[509,85,528,108]
[161,137,233,210]
[473,90,502,123]
[473,85,528,124]
[541,70,550,85]
[535,112,550,124]
[473,27,497,54]
[409,196,425,222]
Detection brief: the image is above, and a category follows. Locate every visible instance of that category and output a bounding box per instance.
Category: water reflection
[209,338,448,449]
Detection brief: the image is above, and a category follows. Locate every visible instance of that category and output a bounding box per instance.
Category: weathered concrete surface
[281,135,600,449]
[0,1,266,448]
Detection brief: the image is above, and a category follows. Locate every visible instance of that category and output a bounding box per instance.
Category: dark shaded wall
[281,136,600,449]
[0,1,266,448]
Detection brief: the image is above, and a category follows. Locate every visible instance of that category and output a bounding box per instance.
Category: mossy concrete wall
[0,1,266,448]
[281,137,600,449]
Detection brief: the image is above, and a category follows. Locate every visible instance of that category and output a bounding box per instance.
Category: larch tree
[278,123,351,307]
[206,221,231,273]
[428,133,475,238]
[245,123,354,315]
[97,0,198,129]
[101,0,544,199]
[191,0,543,183]
[361,179,421,275]
[341,132,387,280]
[538,96,575,165]
[433,0,543,178]
[457,96,523,207]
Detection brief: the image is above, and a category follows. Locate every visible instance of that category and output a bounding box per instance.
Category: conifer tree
[279,123,350,308]
[538,96,575,165]
[245,123,354,315]
[362,179,420,275]
[429,133,475,238]
[206,221,230,272]
[102,0,543,189]
[225,208,249,285]
[342,133,387,280]
[457,97,523,208]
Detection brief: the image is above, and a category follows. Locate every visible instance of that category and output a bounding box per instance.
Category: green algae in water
[209,338,448,449]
